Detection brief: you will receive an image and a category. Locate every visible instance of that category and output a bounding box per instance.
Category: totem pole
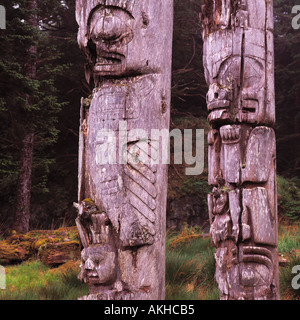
[201,0,279,300]
[75,0,173,300]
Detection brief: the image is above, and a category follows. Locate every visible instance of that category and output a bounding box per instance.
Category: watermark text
[94,121,204,176]
[292,265,300,290]
[0,265,5,290]
[0,5,5,29]
[292,5,300,30]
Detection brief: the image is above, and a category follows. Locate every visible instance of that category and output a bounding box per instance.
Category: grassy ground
[278,224,300,300]
[165,226,219,300]
[165,224,300,300]
[0,260,88,300]
[0,223,299,300]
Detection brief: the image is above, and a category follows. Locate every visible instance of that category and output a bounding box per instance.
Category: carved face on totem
[203,1,275,126]
[79,245,116,285]
[212,187,228,216]
[77,0,171,86]
[205,36,270,125]
[76,200,117,285]
[88,6,134,76]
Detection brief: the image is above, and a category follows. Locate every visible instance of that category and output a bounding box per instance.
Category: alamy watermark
[292,5,300,30]
[292,265,300,290]
[94,121,204,176]
[0,265,5,290]
[0,5,5,29]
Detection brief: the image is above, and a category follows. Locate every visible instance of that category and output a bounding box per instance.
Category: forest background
[0,0,299,235]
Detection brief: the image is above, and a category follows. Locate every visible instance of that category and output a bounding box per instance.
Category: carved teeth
[220,125,241,142]
[207,100,230,111]
[96,52,123,67]
[97,57,121,65]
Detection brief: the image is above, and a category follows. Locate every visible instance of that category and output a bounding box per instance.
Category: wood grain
[202,0,279,300]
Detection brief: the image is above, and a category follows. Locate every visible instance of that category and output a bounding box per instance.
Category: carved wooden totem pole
[75,0,173,300]
[201,0,279,300]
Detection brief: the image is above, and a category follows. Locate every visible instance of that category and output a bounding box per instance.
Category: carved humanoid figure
[202,0,279,300]
[75,200,117,290]
[76,0,173,300]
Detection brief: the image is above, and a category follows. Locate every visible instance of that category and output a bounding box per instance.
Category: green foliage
[0,1,65,182]
[0,0,84,230]
[278,224,300,253]
[37,267,88,300]
[277,175,300,222]
[179,178,210,199]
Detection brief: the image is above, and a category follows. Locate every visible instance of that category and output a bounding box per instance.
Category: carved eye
[81,249,88,261]
[89,8,134,49]
[94,36,105,43]
[104,219,111,226]
[93,31,133,48]
[217,57,241,89]
[94,254,104,265]
[243,57,264,89]
[108,31,132,46]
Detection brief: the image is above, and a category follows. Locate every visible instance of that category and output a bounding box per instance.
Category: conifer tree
[0,0,70,233]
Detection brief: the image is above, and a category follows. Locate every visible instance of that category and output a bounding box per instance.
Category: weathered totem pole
[201,0,279,300]
[75,0,173,300]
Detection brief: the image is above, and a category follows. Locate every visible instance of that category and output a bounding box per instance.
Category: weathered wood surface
[202,0,279,300]
[75,0,173,300]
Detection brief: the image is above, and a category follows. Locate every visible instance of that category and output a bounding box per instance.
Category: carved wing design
[121,139,158,246]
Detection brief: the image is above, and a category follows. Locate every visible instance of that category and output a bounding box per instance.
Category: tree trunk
[13,132,34,234]
[75,0,173,300]
[12,0,37,234]
[201,0,279,300]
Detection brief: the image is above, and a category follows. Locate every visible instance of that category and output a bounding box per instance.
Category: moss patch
[0,227,79,266]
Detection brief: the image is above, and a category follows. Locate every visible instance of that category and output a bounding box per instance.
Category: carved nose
[207,84,230,103]
[85,258,95,270]
[206,84,219,103]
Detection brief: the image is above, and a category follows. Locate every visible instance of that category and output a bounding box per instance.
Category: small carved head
[76,199,117,285]
[78,245,116,285]
[87,6,134,77]
[212,187,229,215]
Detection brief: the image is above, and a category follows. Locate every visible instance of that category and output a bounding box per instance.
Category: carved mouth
[87,271,99,280]
[208,109,230,123]
[207,100,230,123]
[207,99,230,111]
[97,56,121,66]
[94,52,124,75]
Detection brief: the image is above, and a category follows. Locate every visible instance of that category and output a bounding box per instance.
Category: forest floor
[0,222,299,300]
